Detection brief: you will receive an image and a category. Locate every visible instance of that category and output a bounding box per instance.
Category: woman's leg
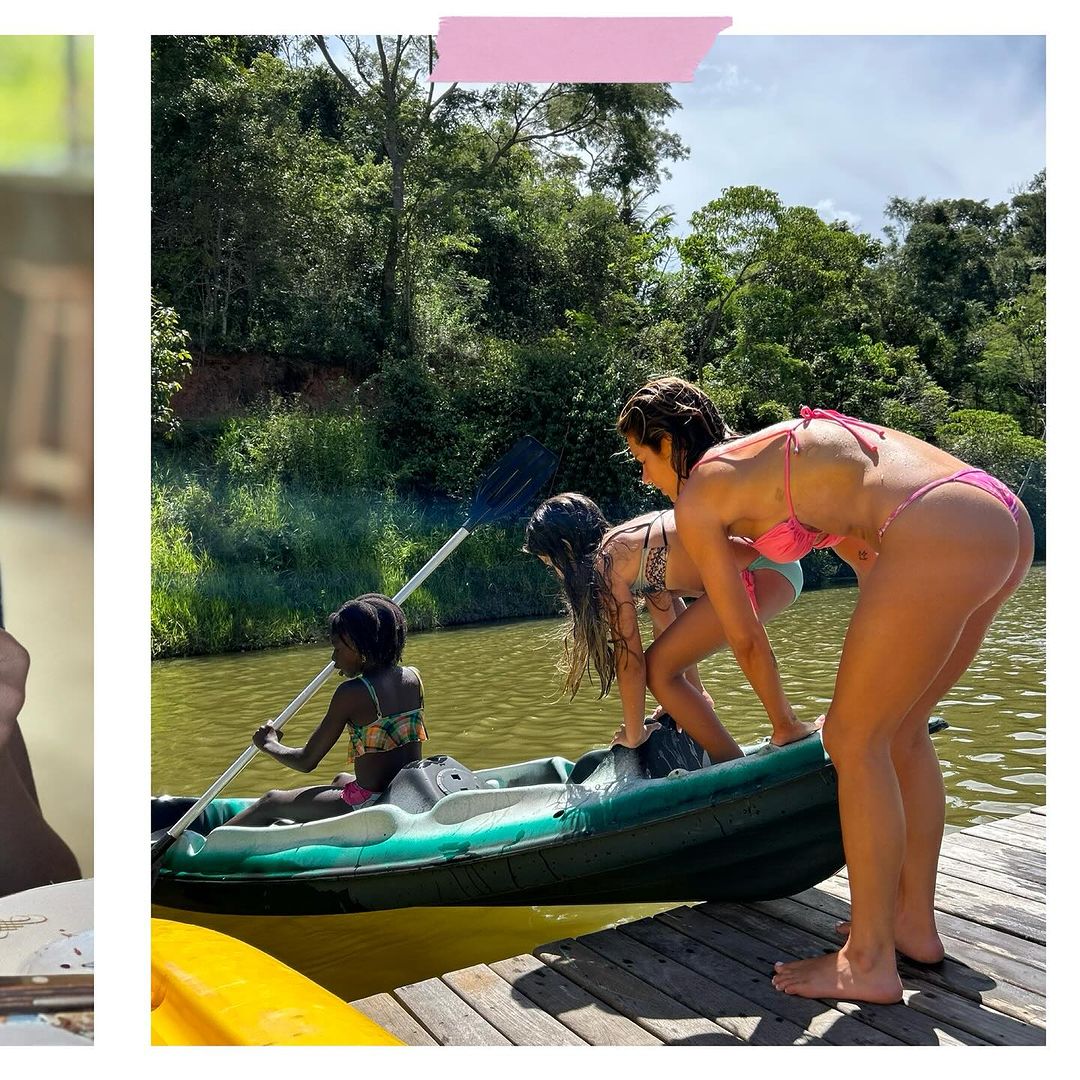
[646,569,808,756]
[227,784,354,828]
[645,596,744,761]
[772,487,1022,1002]
[835,506,1034,962]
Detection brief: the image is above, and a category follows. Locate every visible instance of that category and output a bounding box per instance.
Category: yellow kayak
[151,919,401,1045]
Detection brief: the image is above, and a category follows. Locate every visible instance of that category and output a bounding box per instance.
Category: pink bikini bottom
[878,468,1021,539]
[340,780,376,806]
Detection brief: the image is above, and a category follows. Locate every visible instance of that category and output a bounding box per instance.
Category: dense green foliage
[151,297,193,437]
[151,37,1046,657]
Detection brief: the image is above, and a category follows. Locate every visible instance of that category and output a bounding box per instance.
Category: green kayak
[152,719,941,916]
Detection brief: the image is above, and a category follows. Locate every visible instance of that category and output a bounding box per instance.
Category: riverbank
[151,470,855,659]
[151,401,1044,659]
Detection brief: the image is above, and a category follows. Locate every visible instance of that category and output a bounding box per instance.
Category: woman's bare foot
[834,918,945,965]
[772,945,903,1003]
[770,717,820,747]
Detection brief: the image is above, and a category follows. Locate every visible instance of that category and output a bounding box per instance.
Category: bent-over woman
[616,377,1033,1003]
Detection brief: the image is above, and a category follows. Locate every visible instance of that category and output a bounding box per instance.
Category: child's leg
[227,785,354,828]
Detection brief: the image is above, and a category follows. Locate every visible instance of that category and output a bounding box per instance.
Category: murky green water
[151,565,1045,1000]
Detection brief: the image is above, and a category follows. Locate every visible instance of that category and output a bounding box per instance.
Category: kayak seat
[572,716,709,789]
[380,755,483,815]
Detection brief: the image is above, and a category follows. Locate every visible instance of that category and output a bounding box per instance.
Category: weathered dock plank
[696,901,985,1045]
[580,925,820,1045]
[349,992,439,1046]
[759,893,1045,1027]
[964,819,1046,854]
[935,853,1045,902]
[535,937,742,1045]
[625,910,901,1046]
[489,953,662,1045]
[652,902,907,1045]
[940,832,1047,886]
[820,869,1045,943]
[441,964,586,1045]
[393,977,511,1046]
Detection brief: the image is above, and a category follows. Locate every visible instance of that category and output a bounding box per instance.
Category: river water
[151,565,1045,1000]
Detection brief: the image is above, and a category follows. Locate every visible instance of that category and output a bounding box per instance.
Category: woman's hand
[252,723,280,751]
[611,720,661,749]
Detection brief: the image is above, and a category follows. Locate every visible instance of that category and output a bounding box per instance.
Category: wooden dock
[351,808,1046,1046]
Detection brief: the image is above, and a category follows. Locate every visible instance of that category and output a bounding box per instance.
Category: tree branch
[312,36,371,99]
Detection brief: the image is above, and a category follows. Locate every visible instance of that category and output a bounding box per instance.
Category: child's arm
[251,683,360,773]
[608,576,661,750]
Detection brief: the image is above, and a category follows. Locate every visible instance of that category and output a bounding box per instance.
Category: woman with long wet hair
[524,489,810,763]
[616,376,1033,1004]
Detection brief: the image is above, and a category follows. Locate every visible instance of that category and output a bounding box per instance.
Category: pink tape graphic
[430,17,732,83]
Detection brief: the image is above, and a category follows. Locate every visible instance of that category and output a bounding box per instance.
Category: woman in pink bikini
[616,377,1034,1005]
[229,594,427,827]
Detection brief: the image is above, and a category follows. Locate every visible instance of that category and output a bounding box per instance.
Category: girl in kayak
[230,594,427,826]
[1,629,81,897]
[524,492,812,763]
[616,376,1033,1004]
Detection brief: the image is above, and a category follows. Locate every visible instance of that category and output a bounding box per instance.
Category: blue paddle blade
[464,436,558,529]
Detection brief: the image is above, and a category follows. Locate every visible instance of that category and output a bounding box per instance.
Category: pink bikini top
[691,407,886,564]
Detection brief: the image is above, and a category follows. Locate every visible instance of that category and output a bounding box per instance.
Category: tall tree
[310,34,686,353]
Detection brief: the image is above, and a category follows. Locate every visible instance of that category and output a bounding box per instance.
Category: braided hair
[329,593,407,671]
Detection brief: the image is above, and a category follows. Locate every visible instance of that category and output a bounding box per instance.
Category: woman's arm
[675,482,799,733]
[252,683,356,773]
[605,574,662,748]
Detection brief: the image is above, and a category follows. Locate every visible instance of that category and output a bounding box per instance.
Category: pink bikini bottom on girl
[340,780,377,806]
[878,468,1021,538]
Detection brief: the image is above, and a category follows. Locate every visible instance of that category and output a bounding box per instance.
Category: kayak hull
[152,728,847,916]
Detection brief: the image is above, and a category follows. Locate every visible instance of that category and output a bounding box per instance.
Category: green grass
[151,468,558,658]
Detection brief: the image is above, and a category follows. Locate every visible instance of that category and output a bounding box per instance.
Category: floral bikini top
[690,407,886,564]
[628,512,670,598]
[347,667,428,763]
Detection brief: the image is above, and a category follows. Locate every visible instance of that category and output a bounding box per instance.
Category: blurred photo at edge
[1,35,93,886]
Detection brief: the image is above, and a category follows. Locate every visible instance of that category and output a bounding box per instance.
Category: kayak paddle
[151,436,557,876]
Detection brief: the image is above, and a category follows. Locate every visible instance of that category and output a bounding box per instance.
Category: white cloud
[657,36,1044,238]
[814,199,861,230]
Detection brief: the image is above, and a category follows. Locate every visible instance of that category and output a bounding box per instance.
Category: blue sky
[657,36,1045,238]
